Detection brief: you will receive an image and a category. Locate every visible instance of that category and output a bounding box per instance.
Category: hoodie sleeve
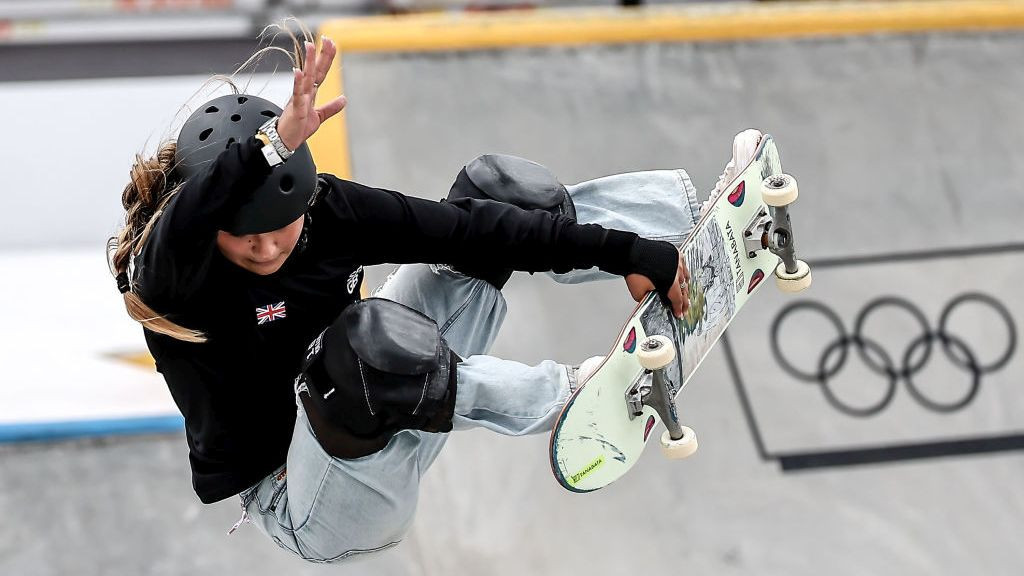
[319,176,680,296]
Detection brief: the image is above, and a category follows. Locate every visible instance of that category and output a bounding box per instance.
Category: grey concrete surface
[4,30,1024,576]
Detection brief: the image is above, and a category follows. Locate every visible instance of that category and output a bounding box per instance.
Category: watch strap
[258,117,294,163]
[259,139,285,166]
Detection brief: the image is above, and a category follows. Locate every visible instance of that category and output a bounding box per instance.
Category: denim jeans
[236,169,701,562]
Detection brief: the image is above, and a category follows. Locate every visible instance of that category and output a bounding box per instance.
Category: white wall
[0,73,293,250]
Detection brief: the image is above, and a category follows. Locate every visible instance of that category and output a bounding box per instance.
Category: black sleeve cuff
[598,229,640,275]
[628,238,679,297]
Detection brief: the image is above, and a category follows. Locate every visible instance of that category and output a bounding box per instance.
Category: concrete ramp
[330,4,1024,573]
[3,3,1024,575]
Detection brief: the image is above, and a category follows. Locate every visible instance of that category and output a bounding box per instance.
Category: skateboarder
[107,35,753,563]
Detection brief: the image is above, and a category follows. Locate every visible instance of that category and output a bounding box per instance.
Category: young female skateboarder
[108,35,758,563]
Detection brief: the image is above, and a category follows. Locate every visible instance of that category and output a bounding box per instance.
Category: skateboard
[549,134,810,492]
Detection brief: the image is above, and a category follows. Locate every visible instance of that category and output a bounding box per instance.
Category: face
[216,215,304,275]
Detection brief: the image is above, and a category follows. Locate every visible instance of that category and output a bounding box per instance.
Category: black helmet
[174,94,317,235]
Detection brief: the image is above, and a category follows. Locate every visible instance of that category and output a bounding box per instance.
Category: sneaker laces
[712,158,739,197]
[711,129,763,200]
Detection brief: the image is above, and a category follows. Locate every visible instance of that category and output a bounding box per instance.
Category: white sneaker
[571,355,605,391]
[701,129,763,216]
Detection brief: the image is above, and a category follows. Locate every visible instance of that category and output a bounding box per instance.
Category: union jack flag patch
[256,301,287,325]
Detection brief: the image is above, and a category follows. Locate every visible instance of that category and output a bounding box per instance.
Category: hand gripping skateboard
[549,134,810,492]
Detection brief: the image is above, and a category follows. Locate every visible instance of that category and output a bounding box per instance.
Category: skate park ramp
[3,2,1024,574]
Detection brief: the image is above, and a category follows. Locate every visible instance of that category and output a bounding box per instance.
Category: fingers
[287,65,310,127]
[303,41,316,95]
[299,37,336,93]
[291,39,330,116]
[312,37,336,88]
[280,38,336,150]
[679,254,690,284]
[291,66,303,103]
[669,283,684,318]
[288,42,316,106]
[674,253,691,318]
[316,94,348,123]
[625,271,688,318]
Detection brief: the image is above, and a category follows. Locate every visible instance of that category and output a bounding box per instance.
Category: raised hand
[276,38,347,152]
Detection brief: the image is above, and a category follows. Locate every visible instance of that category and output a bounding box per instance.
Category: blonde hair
[107,142,206,342]
[107,20,315,343]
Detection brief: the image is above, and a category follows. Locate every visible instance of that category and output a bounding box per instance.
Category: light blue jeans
[236,169,701,563]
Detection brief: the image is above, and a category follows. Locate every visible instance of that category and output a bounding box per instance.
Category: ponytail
[107,141,206,343]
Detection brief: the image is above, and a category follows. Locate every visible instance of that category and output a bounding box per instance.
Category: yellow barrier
[320,1,1024,53]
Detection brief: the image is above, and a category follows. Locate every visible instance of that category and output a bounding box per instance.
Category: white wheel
[762,173,798,206]
[775,259,812,292]
[637,335,675,370]
[660,427,698,460]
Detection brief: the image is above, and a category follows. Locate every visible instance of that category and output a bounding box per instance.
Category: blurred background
[2,1,1023,574]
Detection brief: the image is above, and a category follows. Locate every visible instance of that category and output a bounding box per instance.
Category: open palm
[276,38,347,151]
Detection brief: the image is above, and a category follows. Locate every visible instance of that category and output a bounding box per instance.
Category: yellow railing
[321,1,1024,53]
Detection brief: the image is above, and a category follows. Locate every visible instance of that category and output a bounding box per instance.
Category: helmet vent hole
[225,137,236,149]
[261,110,276,118]
[230,114,242,122]
[205,106,218,113]
[280,175,294,192]
[237,96,248,104]
[199,128,213,141]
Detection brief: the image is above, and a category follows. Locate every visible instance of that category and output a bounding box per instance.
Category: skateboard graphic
[549,134,811,492]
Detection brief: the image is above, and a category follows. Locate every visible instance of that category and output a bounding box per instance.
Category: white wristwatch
[256,117,293,167]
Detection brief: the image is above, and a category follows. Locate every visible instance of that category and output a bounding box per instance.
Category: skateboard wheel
[660,427,698,460]
[775,259,812,292]
[637,335,675,370]
[762,173,798,206]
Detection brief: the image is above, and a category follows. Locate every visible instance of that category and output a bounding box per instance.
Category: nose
[250,235,277,260]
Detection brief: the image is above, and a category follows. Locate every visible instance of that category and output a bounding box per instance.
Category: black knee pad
[443,154,577,290]
[297,299,460,445]
[448,154,576,220]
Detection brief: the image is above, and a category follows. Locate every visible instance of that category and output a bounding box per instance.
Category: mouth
[249,257,279,266]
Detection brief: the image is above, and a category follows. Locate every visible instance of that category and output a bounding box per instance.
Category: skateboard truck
[624,367,685,440]
[742,204,799,272]
[742,206,772,258]
[624,335,698,459]
[744,174,812,292]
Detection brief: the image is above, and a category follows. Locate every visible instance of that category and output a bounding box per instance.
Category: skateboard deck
[549,134,800,492]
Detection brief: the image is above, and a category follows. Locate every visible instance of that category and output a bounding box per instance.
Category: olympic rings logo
[770,293,1017,417]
